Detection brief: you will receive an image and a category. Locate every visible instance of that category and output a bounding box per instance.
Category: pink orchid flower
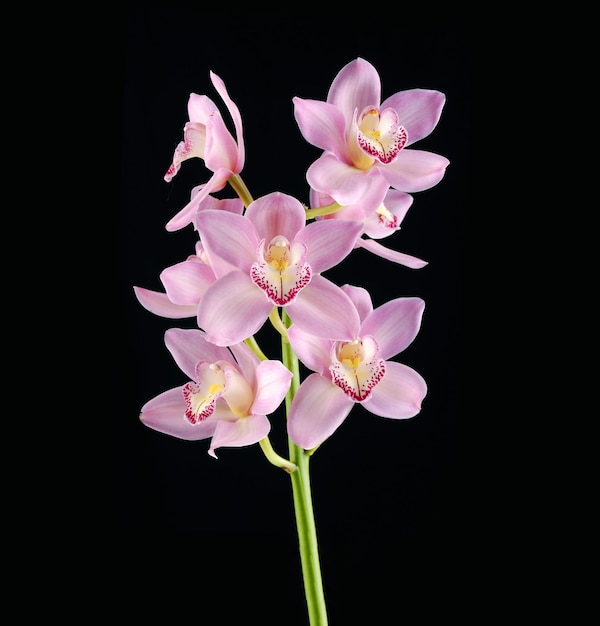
[133,192,243,318]
[194,191,364,346]
[287,284,427,450]
[140,328,292,458]
[310,187,427,269]
[163,71,245,232]
[293,57,449,215]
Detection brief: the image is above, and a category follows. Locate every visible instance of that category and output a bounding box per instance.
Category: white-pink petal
[295,218,363,273]
[160,260,216,305]
[327,58,381,131]
[363,361,427,419]
[340,284,373,323]
[306,154,380,206]
[140,387,218,441]
[208,414,271,458]
[133,286,197,319]
[251,360,293,416]
[287,275,361,340]
[165,328,231,380]
[381,89,446,147]
[292,97,349,158]
[245,192,307,244]
[194,209,258,271]
[379,149,449,193]
[287,325,332,376]
[355,238,428,269]
[360,297,425,361]
[288,373,353,450]
[197,271,273,346]
[210,70,245,170]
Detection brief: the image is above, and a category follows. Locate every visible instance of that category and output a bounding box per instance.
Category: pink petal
[292,97,348,158]
[210,71,245,170]
[194,209,258,272]
[228,342,260,388]
[165,328,232,379]
[133,286,197,319]
[340,284,373,323]
[245,192,307,243]
[251,360,293,416]
[287,325,332,375]
[196,271,273,346]
[141,387,218,441]
[160,260,216,305]
[165,167,233,232]
[327,58,381,130]
[363,361,427,418]
[379,149,449,193]
[360,297,425,361]
[355,238,428,269]
[288,373,353,450]
[381,89,446,147]
[286,275,361,340]
[208,414,271,458]
[295,218,363,273]
[187,93,220,123]
[306,154,381,206]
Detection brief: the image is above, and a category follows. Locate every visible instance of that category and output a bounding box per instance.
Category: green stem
[228,173,254,208]
[282,310,329,625]
[305,201,342,220]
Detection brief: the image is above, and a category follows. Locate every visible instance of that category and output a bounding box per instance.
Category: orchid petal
[355,238,427,269]
[292,97,348,158]
[163,122,206,182]
[210,70,245,170]
[288,374,353,450]
[133,286,197,319]
[194,209,258,271]
[379,149,449,193]
[286,275,361,340]
[363,361,427,418]
[160,260,216,305]
[340,284,373,323]
[360,297,425,360]
[165,167,233,232]
[381,89,446,147]
[140,387,218,441]
[245,192,306,243]
[327,58,381,130]
[306,153,381,206]
[208,414,271,458]
[197,271,273,346]
[229,342,260,388]
[165,328,231,379]
[251,360,293,416]
[203,106,239,173]
[187,93,220,123]
[362,190,413,239]
[287,325,332,376]
[295,219,363,273]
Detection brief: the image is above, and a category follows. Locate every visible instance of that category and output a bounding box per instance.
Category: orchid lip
[356,106,407,165]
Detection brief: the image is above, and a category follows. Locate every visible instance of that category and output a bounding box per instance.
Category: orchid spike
[293,57,449,215]
[194,191,364,346]
[164,71,245,232]
[287,285,427,450]
[139,328,292,458]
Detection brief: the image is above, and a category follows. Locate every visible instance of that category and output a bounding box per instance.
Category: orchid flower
[293,57,449,215]
[309,187,428,269]
[140,328,292,459]
[133,192,243,318]
[194,191,364,346]
[163,71,246,232]
[287,284,427,450]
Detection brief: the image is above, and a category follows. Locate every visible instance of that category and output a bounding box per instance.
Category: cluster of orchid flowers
[134,57,449,466]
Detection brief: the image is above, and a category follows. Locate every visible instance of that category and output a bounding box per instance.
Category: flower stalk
[282,310,329,625]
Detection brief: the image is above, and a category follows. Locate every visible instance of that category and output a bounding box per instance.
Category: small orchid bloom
[287,285,427,450]
[140,328,292,458]
[309,187,427,269]
[133,193,243,318]
[163,71,245,232]
[293,57,449,215]
[194,191,364,346]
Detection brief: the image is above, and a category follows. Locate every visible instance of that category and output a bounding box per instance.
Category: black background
[116,9,467,623]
